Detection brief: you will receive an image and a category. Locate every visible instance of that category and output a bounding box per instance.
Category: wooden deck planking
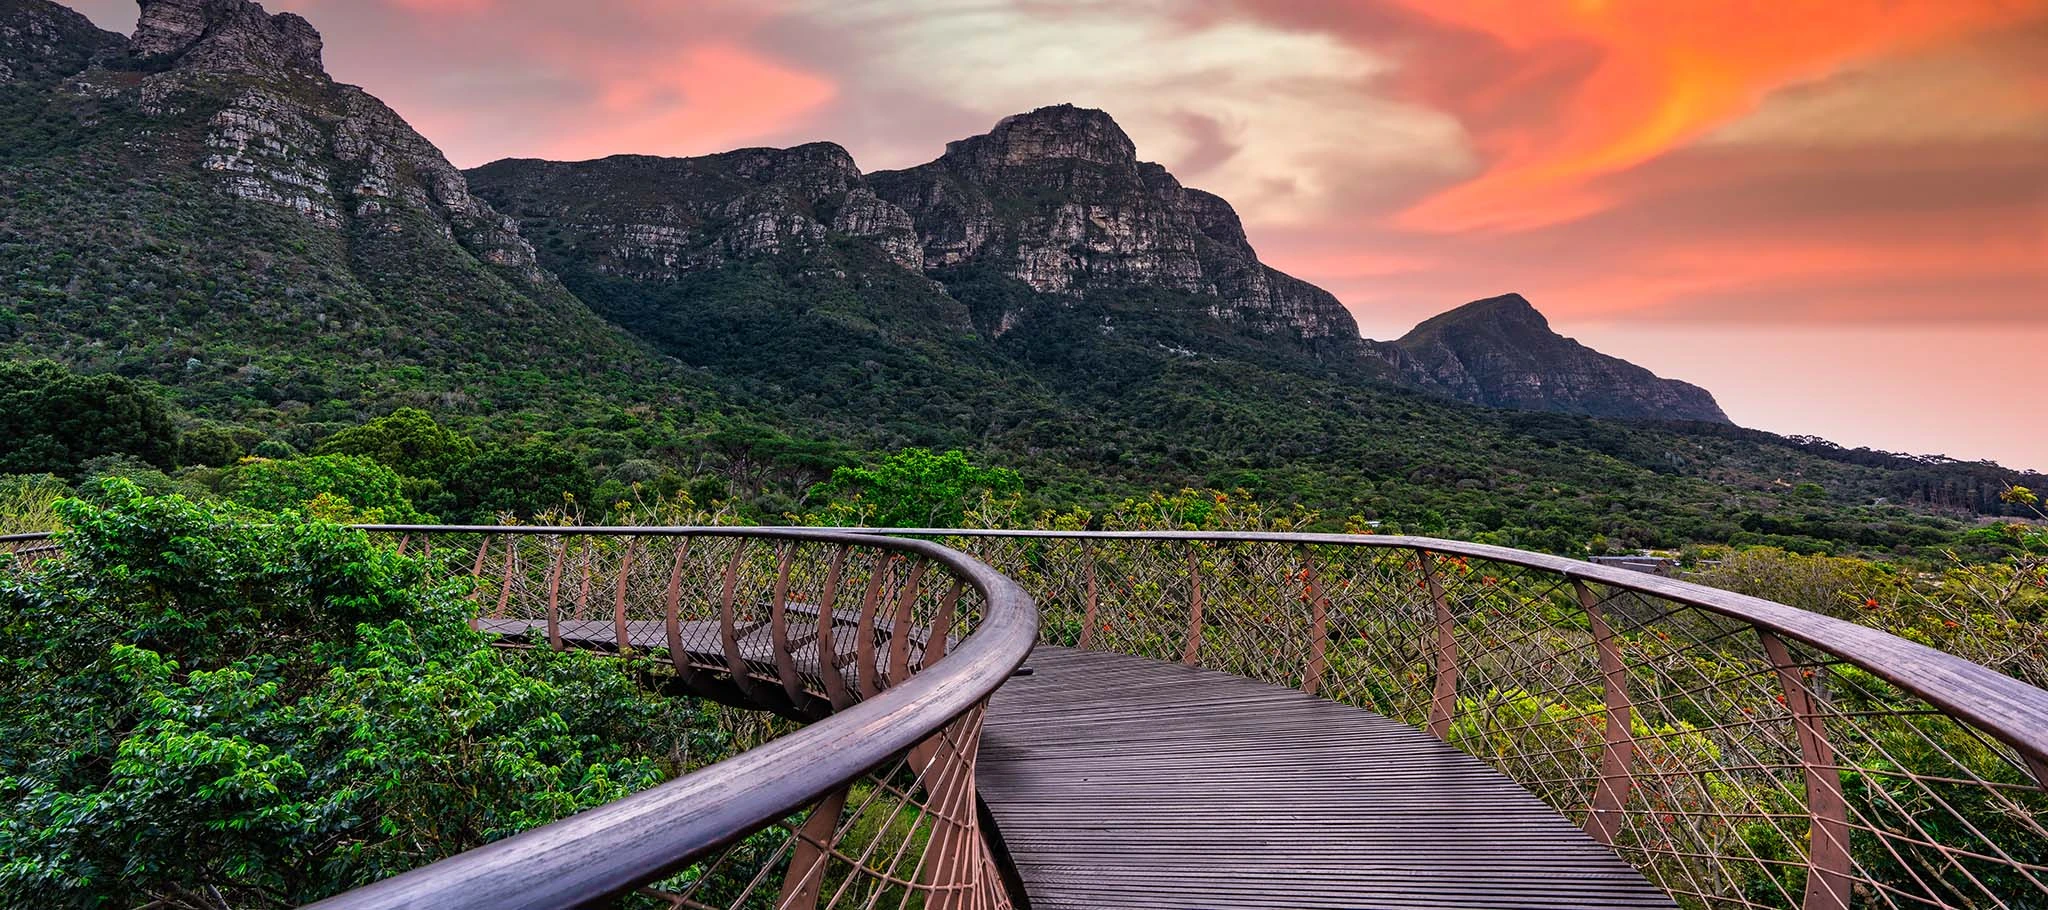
[507,620,1674,908]
[978,646,1675,909]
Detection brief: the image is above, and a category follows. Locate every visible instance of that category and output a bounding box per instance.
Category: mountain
[465,144,1053,453]
[867,105,1361,352]
[471,104,1728,425]
[467,144,930,282]
[0,0,696,429]
[4,0,2040,551]
[1372,294,1730,423]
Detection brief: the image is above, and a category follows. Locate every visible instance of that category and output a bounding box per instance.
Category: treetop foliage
[0,483,722,907]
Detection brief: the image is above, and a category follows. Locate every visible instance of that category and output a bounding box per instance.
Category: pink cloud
[537,42,836,161]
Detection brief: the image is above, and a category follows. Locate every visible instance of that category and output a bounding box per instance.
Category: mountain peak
[1380,294,1732,423]
[1414,293,1550,336]
[945,103,1137,169]
[132,0,324,77]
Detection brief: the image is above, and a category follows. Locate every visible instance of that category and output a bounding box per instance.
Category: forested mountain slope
[1,0,2038,554]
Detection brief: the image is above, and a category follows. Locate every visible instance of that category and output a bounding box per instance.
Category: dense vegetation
[0,484,731,907]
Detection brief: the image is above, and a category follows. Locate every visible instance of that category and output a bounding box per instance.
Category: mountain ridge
[0,0,702,425]
[470,102,1730,423]
[8,0,2042,552]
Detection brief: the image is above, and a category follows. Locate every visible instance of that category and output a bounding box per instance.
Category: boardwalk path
[979,646,1674,909]
[490,621,1673,908]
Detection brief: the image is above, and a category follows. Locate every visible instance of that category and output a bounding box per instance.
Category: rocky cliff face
[467,143,926,280]
[0,0,121,86]
[1373,294,1731,423]
[0,0,676,409]
[463,103,1731,424]
[869,105,1360,345]
[468,104,1360,351]
[59,0,549,281]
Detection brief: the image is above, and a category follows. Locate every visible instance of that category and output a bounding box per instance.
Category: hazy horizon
[68,0,2048,471]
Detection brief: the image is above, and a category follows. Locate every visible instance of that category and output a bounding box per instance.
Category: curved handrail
[819,526,2048,910]
[302,527,1037,910]
[838,527,2048,772]
[16,520,2047,909]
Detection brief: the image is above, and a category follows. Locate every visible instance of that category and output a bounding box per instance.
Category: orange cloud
[1382,0,2047,232]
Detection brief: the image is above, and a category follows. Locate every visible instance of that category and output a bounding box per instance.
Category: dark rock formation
[0,0,682,411]
[130,0,322,76]
[868,105,1361,345]
[1372,293,1731,423]
[464,103,1731,423]
[467,143,927,279]
[0,0,122,85]
[467,104,1364,351]
[63,0,549,280]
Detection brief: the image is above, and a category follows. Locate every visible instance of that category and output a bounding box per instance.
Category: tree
[314,408,479,482]
[222,454,426,523]
[813,448,1021,528]
[445,441,594,521]
[0,361,178,476]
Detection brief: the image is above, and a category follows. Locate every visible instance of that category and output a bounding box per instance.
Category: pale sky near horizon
[71,0,2048,471]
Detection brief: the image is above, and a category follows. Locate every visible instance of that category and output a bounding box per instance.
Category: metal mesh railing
[312,526,1037,910]
[18,521,2045,909]
[881,530,2048,910]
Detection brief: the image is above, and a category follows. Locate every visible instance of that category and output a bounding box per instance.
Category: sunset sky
[75,0,2048,470]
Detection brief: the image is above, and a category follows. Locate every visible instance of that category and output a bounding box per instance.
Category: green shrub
[813,448,1021,528]
[446,441,593,521]
[0,483,719,907]
[222,454,426,523]
[313,407,479,483]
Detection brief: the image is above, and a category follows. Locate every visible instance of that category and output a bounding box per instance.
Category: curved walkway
[485,621,1674,908]
[980,647,1675,909]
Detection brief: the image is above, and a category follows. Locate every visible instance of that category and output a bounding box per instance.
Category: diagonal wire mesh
[920,532,2048,910]
[23,522,2048,910]
[340,527,1026,910]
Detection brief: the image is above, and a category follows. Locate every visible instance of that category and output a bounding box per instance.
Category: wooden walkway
[495,621,1672,908]
[978,647,1675,909]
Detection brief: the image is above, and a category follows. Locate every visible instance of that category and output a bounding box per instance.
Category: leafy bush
[0,484,719,907]
[446,441,594,521]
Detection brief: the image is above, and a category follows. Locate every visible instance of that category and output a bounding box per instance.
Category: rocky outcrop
[1372,294,1732,423]
[0,0,122,86]
[57,0,549,282]
[868,105,1362,346]
[466,105,1357,347]
[467,143,927,279]
[130,0,322,77]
